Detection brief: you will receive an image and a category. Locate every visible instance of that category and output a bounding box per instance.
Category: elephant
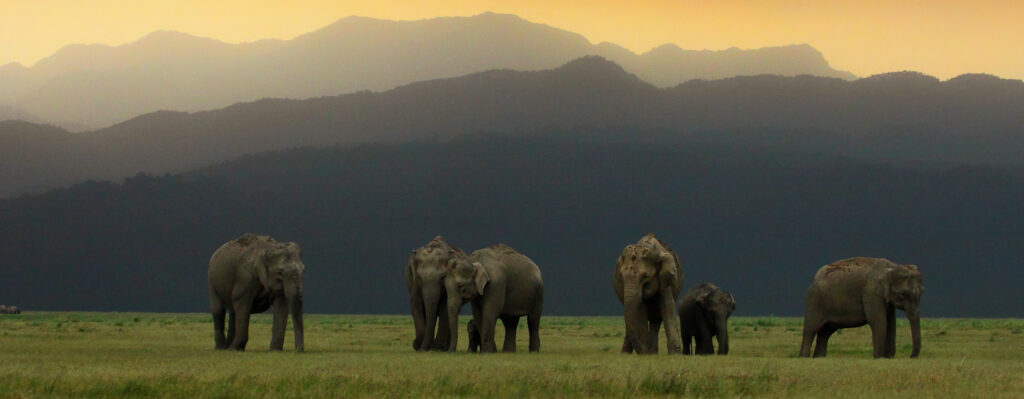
[445,244,544,353]
[0,305,19,314]
[467,318,481,353]
[406,236,463,351]
[678,282,735,355]
[800,257,923,358]
[208,233,305,352]
[613,233,684,354]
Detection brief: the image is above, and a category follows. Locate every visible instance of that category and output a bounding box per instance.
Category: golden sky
[1,0,1021,80]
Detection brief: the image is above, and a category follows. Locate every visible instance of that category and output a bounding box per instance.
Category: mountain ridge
[1,12,855,128]
[1,56,1022,197]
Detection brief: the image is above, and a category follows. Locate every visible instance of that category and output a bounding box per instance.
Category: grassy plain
[0,313,1022,398]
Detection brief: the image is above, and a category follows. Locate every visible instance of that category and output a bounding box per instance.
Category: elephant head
[449,258,488,300]
[254,241,305,351]
[877,264,924,357]
[696,290,735,354]
[406,236,462,351]
[615,236,682,354]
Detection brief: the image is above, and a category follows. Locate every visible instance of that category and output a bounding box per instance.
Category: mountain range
[1,56,1022,197]
[1,134,1021,316]
[0,12,854,129]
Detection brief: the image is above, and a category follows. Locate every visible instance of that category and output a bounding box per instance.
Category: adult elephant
[800,257,923,358]
[208,233,305,352]
[613,234,684,354]
[445,244,544,353]
[678,282,735,355]
[405,236,463,351]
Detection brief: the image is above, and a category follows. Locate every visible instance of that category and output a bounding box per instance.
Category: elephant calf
[467,318,481,353]
[208,234,305,352]
[800,257,923,358]
[613,234,684,354]
[678,283,735,355]
[446,244,544,353]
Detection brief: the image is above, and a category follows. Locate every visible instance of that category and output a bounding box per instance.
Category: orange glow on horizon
[0,0,1022,80]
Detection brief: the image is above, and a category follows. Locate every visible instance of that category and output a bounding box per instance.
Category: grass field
[1,313,1022,398]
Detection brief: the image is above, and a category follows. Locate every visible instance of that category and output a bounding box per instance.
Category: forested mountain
[2,134,1021,316]
[2,57,1022,197]
[0,13,853,128]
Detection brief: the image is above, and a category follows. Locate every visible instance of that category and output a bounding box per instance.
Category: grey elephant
[445,244,544,353]
[613,234,684,354]
[678,283,735,355]
[208,234,305,352]
[467,318,481,353]
[406,236,462,351]
[800,257,923,358]
[0,305,19,314]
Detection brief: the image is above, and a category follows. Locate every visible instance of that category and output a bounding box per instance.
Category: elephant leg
[478,311,499,353]
[226,310,236,345]
[885,305,896,358]
[682,331,692,355]
[527,310,541,352]
[699,332,715,355]
[527,290,543,352]
[211,299,228,350]
[433,294,451,351]
[800,314,822,358]
[813,324,838,358]
[229,302,253,351]
[694,313,712,355]
[648,319,662,354]
[621,335,634,354]
[868,313,890,359]
[410,290,426,351]
[501,316,519,352]
[270,296,288,351]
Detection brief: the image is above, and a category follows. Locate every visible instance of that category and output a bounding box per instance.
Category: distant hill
[1,57,1022,197]
[0,12,853,128]
[1,134,1021,316]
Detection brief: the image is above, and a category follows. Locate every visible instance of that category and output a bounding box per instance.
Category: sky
[1,0,1021,80]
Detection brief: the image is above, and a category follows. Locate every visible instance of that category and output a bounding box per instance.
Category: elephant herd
[0,304,21,314]
[205,233,924,359]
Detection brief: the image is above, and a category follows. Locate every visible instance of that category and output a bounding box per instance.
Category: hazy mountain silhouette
[0,12,853,128]
[1,134,1021,317]
[2,56,1022,197]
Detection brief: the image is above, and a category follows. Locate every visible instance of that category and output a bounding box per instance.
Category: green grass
[1,313,1022,398]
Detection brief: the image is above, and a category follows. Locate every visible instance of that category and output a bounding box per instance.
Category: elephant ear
[729,293,737,311]
[405,252,419,292]
[657,251,681,289]
[259,245,289,291]
[874,268,895,303]
[473,262,490,294]
[250,249,273,291]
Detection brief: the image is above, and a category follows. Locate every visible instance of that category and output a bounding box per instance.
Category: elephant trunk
[285,283,304,352]
[623,285,649,354]
[715,316,729,355]
[419,286,442,351]
[907,305,921,358]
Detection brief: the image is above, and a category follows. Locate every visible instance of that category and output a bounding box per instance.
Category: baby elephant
[678,283,735,355]
[467,318,481,353]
